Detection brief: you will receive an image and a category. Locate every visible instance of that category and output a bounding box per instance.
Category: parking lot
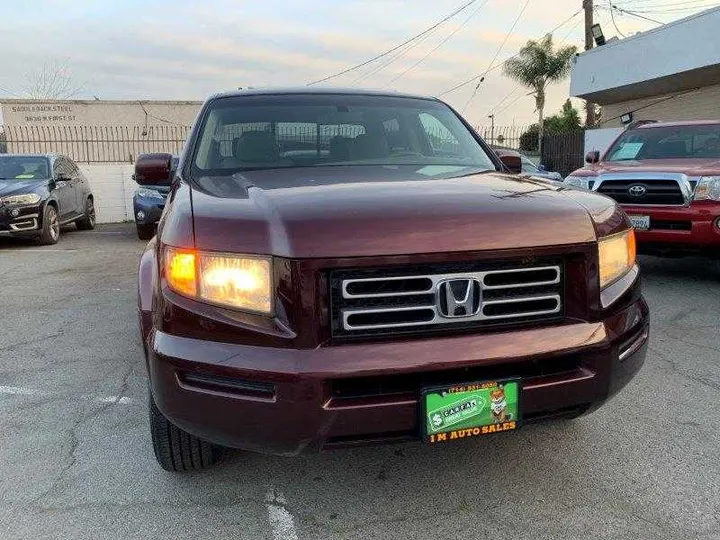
[0,223,718,540]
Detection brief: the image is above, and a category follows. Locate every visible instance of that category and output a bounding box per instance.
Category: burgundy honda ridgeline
[137,89,648,471]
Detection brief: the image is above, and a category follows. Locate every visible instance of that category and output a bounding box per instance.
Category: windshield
[606,124,720,161]
[0,156,50,180]
[191,94,496,176]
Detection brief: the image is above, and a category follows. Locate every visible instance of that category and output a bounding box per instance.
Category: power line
[306,0,480,86]
[608,0,627,36]
[608,3,665,23]
[462,0,533,113]
[438,8,583,96]
[384,0,491,87]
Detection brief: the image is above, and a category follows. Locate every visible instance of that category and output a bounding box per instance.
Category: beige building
[0,99,202,128]
[570,7,720,128]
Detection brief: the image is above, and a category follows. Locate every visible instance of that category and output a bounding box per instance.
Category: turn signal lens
[163,246,273,315]
[598,229,636,289]
[165,248,197,296]
[199,254,272,314]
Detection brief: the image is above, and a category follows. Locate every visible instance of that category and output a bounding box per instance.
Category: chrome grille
[330,264,563,337]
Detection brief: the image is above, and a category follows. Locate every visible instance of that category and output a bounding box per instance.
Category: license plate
[629,215,650,230]
[423,380,520,444]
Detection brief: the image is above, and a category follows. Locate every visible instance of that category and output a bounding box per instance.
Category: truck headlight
[598,229,636,289]
[164,247,273,315]
[1,193,41,205]
[694,177,720,201]
[564,176,591,190]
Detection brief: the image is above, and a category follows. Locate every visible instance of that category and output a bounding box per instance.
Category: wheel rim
[49,210,59,240]
[87,200,96,226]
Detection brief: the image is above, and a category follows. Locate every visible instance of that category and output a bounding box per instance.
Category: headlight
[164,247,273,315]
[1,193,41,205]
[137,188,165,200]
[598,229,636,289]
[694,177,720,201]
[563,176,591,190]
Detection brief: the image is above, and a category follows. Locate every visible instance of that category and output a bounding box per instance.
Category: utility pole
[488,114,495,146]
[583,0,597,127]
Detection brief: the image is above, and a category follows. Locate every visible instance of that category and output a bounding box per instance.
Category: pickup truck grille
[330,261,564,338]
[596,179,685,205]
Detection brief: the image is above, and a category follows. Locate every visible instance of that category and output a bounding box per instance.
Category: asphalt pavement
[0,223,718,540]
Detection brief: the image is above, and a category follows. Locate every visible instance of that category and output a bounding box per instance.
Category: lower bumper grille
[330,260,564,338]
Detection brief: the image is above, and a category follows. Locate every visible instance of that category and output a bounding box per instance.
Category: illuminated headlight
[563,176,591,190]
[164,247,273,315]
[598,229,636,289]
[694,177,720,201]
[1,193,41,205]
[137,187,165,200]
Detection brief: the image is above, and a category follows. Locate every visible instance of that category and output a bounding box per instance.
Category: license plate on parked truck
[423,380,520,444]
[629,215,650,230]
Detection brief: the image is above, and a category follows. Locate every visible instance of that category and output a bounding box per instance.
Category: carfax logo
[427,395,485,433]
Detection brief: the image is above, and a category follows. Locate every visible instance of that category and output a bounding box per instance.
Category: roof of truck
[208,87,439,102]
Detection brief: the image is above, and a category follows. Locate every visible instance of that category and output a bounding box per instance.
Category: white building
[571,6,720,152]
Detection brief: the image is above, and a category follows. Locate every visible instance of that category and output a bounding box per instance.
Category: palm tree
[503,34,577,153]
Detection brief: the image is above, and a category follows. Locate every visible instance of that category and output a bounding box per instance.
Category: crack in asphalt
[28,362,135,506]
[649,346,720,391]
[0,331,64,353]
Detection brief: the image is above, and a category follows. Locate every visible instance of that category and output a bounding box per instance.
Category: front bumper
[0,204,41,236]
[133,195,166,225]
[147,296,649,455]
[623,201,720,255]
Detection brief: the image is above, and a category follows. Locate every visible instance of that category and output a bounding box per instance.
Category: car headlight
[164,247,273,315]
[598,229,636,289]
[694,177,720,201]
[1,193,41,205]
[137,187,165,200]
[563,176,591,190]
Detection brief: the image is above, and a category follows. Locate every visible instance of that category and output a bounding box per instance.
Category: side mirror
[499,154,522,174]
[585,151,600,164]
[537,164,548,172]
[135,153,173,187]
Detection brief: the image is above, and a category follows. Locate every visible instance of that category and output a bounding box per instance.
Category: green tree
[503,34,577,152]
[545,99,582,133]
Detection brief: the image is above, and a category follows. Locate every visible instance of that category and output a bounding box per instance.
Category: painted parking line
[0,385,136,405]
[266,489,299,540]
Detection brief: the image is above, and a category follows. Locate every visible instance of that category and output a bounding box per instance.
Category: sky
[1,0,716,128]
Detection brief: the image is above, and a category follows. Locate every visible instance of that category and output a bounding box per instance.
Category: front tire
[38,204,60,245]
[75,198,96,230]
[149,390,220,472]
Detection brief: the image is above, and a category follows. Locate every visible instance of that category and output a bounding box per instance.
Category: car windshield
[520,156,539,173]
[606,124,720,161]
[0,156,50,180]
[191,94,496,176]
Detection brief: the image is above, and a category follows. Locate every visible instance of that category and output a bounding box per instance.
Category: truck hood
[582,158,720,177]
[189,166,602,258]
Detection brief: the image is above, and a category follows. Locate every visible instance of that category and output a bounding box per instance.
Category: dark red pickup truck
[566,120,720,261]
[137,88,648,471]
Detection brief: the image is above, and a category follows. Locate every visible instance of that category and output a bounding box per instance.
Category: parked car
[565,120,720,261]
[493,147,563,182]
[132,154,177,240]
[0,153,95,245]
[137,88,648,471]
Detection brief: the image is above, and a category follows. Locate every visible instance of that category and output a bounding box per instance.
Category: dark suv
[137,88,649,471]
[0,153,96,244]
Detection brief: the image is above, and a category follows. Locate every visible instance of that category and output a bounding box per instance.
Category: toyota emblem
[627,184,647,197]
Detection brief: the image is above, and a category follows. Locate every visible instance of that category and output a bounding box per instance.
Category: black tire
[149,390,219,472]
[75,197,96,230]
[136,223,155,240]
[38,204,60,245]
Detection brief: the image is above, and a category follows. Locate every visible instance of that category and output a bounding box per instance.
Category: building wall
[601,84,720,128]
[78,163,137,224]
[0,99,202,129]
